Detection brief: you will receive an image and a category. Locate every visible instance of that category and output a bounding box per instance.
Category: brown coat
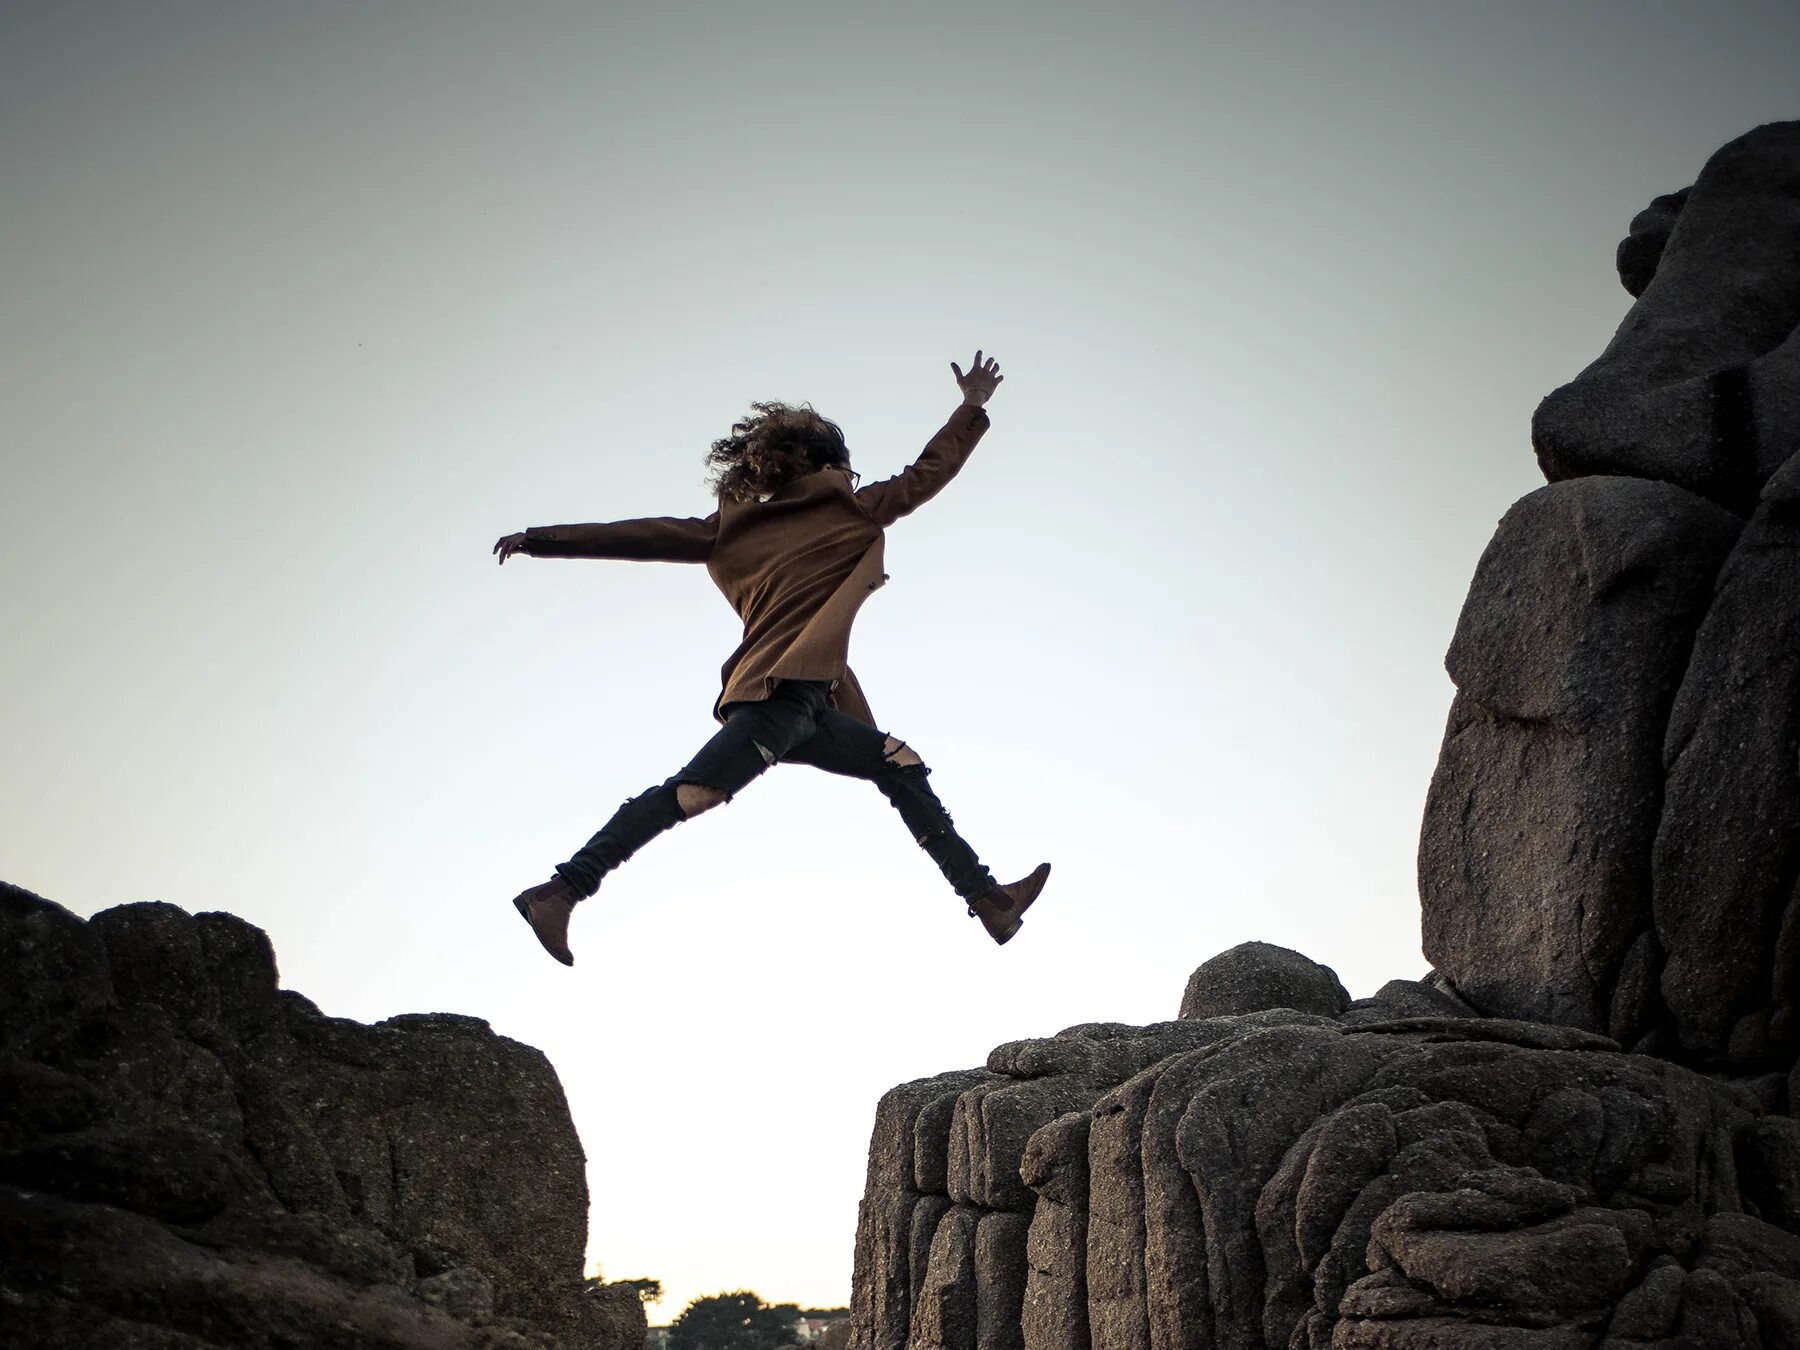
[523,402,991,727]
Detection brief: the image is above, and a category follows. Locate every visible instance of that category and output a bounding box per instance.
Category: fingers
[953,352,1001,388]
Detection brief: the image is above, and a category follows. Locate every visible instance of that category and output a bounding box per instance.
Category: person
[494,350,1049,965]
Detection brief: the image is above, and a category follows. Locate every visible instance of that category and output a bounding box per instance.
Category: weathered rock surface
[1533,120,1800,509]
[850,961,1800,1350]
[1419,476,1740,1037]
[1655,452,1800,1069]
[0,881,643,1350]
[1178,940,1350,1021]
[1615,187,1689,299]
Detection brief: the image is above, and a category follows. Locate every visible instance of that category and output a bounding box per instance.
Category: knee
[882,735,925,769]
[676,782,728,818]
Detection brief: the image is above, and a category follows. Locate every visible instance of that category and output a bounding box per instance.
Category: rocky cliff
[848,121,1800,1350]
[0,881,646,1350]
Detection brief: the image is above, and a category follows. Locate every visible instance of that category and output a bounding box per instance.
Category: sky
[4,0,1797,1320]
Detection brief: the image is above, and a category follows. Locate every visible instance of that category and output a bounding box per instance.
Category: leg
[782,711,998,904]
[553,681,833,898]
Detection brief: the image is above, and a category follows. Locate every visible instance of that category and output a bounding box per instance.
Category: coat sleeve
[853,404,990,527]
[523,511,719,562]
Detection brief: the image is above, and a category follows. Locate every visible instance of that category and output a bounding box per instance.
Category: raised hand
[494,532,529,564]
[950,350,1003,407]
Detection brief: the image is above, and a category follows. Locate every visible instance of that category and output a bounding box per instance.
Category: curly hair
[705,401,858,503]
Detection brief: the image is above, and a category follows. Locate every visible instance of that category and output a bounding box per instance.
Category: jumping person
[494,350,1050,965]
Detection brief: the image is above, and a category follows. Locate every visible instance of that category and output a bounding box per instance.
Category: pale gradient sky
[5,0,1797,1319]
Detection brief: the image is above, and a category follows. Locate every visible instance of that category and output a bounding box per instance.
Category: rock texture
[1424,119,1800,1076]
[0,881,643,1350]
[851,123,1800,1350]
[850,953,1800,1350]
[1655,452,1800,1069]
[1419,476,1740,1038]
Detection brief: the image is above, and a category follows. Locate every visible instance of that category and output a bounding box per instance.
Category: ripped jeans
[554,678,997,904]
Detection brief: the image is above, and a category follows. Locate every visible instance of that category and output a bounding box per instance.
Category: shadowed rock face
[1419,477,1740,1039]
[1655,454,1800,1067]
[0,882,644,1350]
[1615,188,1689,300]
[1420,121,1800,1074]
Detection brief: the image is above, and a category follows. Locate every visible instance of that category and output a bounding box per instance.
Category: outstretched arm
[855,350,1002,528]
[494,511,719,564]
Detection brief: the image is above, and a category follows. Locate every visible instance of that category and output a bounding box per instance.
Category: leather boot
[513,875,580,966]
[969,862,1051,945]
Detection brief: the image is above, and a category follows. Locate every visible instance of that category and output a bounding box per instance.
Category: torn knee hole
[676,782,728,817]
[882,736,924,768]
[753,739,778,765]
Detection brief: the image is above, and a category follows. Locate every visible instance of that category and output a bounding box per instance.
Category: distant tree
[799,1309,848,1319]
[668,1290,801,1350]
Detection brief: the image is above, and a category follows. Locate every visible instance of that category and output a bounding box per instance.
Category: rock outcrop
[1429,119,1800,1075]
[851,960,1800,1350]
[1418,476,1740,1039]
[849,121,1800,1350]
[0,881,644,1350]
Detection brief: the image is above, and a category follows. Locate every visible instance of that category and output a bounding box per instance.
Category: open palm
[951,350,1002,406]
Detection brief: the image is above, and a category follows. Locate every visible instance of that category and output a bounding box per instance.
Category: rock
[1083,1067,1159,1350]
[1337,979,1477,1026]
[848,1069,992,1350]
[0,1183,503,1350]
[0,881,637,1350]
[0,1054,106,1144]
[950,1075,1109,1212]
[911,1204,981,1350]
[195,911,283,1038]
[0,880,114,1061]
[415,1266,497,1323]
[1737,1116,1800,1232]
[1532,120,1800,508]
[1177,942,1350,1021]
[1616,186,1690,298]
[1019,1113,1089,1350]
[1418,476,1740,1033]
[1654,452,1800,1067]
[0,1122,235,1223]
[1341,1016,1620,1053]
[855,1012,1780,1350]
[1367,1196,1650,1317]
[91,902,222,1028]
[974,1212,1029,1350]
